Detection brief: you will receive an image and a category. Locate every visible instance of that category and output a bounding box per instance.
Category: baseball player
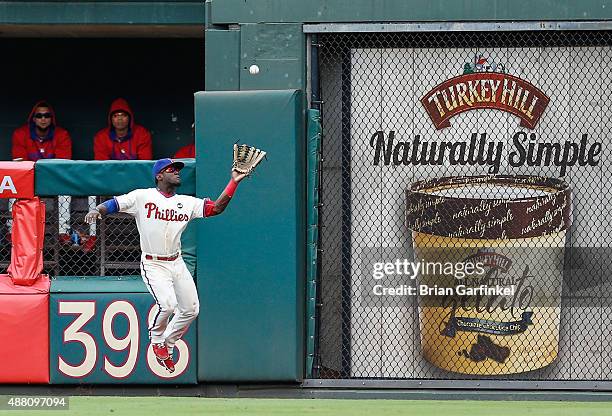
[85,157,251,373]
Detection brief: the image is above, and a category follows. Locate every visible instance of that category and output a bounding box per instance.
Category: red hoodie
[93,98,153,160]
[11,101,72,161]
[174,142,195,158]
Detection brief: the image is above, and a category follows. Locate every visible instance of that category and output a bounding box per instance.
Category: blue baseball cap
[152,158,184,180]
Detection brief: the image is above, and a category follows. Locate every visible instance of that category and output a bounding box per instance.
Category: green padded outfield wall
[50,277,197,384]
[35,159,196,196]
[195,90,305,381]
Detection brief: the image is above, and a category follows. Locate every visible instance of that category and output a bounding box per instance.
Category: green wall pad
[195,89,305,382]
[50,277,197,384]
[35,159,196,196]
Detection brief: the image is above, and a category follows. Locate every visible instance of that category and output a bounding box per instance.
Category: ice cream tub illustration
[405,175,572,375]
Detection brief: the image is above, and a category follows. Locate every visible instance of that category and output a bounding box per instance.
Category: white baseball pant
[140,254,199,353]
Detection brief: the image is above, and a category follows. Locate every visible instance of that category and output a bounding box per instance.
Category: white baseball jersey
[115,188,209,256]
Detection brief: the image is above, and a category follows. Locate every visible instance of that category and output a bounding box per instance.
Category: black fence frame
[311,24,612,385]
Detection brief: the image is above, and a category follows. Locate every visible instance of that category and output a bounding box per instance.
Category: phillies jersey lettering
[115,188,209,256]
[145,202,190,222]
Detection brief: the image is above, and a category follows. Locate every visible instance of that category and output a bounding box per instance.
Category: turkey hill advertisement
[347,50,606,378]
[409,56,571,375]
[369,56,601,177]
[421,69,549,130]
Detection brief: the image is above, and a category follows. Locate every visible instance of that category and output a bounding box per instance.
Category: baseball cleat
[157,355,175,373]
[152,343,170,360]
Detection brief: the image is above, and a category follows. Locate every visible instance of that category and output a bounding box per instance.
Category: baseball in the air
[249,64,260,75]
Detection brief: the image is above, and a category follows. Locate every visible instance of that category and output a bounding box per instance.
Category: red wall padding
[8,197,45,286]
[0,161,35,199]
[0,274,50,383]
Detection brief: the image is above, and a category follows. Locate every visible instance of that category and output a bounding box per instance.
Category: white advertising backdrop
[348,46,612,378]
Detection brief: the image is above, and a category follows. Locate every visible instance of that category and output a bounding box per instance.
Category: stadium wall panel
[0,274,50,384]
[195,89,305,382]
[49,276,198,384]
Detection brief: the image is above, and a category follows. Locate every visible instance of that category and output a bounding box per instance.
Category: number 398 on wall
[50,297,196,384]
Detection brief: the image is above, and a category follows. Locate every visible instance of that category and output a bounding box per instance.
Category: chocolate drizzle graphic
[460,335,511,363]
[405,175,572,239]
[442,255,533,366]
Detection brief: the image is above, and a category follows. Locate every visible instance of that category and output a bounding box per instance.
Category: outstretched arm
[85,198,118,224]
[206,170,247,217]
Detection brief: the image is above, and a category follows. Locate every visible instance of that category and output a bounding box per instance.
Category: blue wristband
[102,198,119,214]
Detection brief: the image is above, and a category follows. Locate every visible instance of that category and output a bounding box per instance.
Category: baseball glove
[232,144,267,175]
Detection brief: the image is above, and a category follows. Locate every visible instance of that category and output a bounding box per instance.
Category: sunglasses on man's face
[163,166,180,174]
[34,113,52,119]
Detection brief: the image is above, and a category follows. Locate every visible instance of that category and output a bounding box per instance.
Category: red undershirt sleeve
[204,198,215,217]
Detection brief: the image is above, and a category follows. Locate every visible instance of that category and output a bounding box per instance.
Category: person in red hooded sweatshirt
[11,100,72,161]
[173,123,196,159]
[94,98,152,160]
[10,101,73,241]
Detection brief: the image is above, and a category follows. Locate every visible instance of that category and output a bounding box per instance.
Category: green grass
[10,397,612,416]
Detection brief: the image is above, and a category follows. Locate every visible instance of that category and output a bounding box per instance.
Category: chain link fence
[316,30,612,381]
[0,196,140,277]
[0,199,10,273]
